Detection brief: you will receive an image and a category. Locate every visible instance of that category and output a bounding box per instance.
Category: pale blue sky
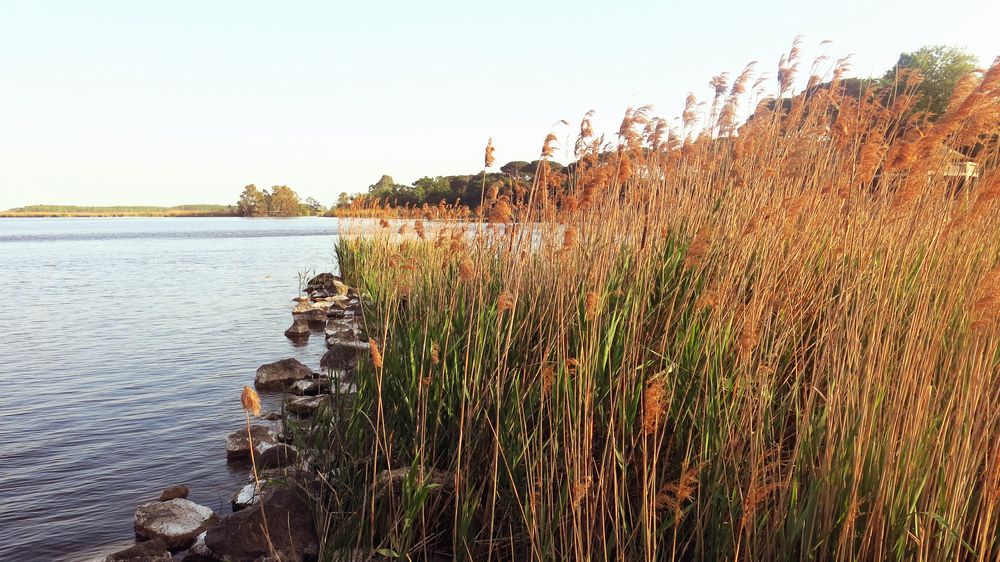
[0,0,996,209]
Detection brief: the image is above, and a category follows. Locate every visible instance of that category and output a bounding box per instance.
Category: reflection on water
[0,217,339,560]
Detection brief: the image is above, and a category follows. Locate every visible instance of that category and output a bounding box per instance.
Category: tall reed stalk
[300,45,1000,561]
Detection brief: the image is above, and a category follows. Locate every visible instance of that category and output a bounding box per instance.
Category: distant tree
[882,45,978,117]
[500,161,530,175]
[413,176,452,204]
[304,197,325,215]
[336,192,352,207]
[237,184,266,216]
[266,185,302,216]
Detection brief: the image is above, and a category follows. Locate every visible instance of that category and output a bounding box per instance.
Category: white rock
[229,483,259,512]
[133,498,218,551]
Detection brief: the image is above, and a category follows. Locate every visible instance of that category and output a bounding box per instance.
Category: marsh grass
[299,45,1000,561]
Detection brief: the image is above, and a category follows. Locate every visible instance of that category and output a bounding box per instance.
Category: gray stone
[289,377,329,396]
[283,318,310,339]
[204,485,318,562]
[254,358,312,391]
[133,498,218,551]
[320,339,369,372]
[285,395,328,416]
[226,425,277,461]
[158,485,190,502]
[258,444,299,470]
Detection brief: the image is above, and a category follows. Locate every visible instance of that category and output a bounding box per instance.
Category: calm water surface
[0,217,341,561]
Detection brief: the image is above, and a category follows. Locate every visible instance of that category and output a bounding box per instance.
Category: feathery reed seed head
[241,386,261,417]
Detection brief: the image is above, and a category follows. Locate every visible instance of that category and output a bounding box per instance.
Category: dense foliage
[294,40,1000,561]
[236,184,325,216]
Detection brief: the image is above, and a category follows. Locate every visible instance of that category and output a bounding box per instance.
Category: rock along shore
[102,273,374,562]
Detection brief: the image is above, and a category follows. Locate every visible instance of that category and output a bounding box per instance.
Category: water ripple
[0,217,339,560]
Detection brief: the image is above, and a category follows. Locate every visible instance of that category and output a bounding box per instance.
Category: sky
[0,0,997,210]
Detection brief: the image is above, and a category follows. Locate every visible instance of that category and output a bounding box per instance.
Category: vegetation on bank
[292,40,1000,561]
[331,45,981,215]
[236,184,326,216]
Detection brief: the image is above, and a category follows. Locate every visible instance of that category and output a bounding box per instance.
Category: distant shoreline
[0,204,239,218]
[0,212,240,218]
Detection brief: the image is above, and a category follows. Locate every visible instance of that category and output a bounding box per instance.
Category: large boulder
[204,485,318,562]
[133,499,218,551]
[254,358,312,391]
[226,425,278,461]
[105,539,172,561]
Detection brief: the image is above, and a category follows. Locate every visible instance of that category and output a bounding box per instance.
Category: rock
[320,340,369,372]
[180,532,217,562]
[158,485,190,502]
[226,425,277,461]
[286,395,328,416]
[262,411,281,421]
[306,272,349,298]
[324,318,358,339]
[375,468,452,497]
[229,483,259,512]
[204,485,318,562]
[293,296,310,303]
[105,538,172,561]
[133,498,218,551]
[254,358,312,391]
[293,307,329,330]
[289,378,329,396]
[283,318,310,339]
[258,444,299,470]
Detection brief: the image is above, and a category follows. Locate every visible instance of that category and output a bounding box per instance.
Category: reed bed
[298,47,1000,561]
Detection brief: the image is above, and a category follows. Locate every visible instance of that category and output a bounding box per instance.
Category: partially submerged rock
[283,317,310,339]
[226,425,277,461]
[158,485,190,502]
[204,485,318,562]
[133,498,218,551]
[105,538,172,561]
[254,358,312,391]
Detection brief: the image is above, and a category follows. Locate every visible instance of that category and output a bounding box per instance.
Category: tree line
[333,44,982,211]
[236,185,325,216]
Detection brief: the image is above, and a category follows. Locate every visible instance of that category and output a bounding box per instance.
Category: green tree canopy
[883,45,978,117]
[266,185,302,216]
[303,197,325,215]
[237,184,266,216]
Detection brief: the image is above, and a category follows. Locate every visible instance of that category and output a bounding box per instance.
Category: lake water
[0,217,341,561]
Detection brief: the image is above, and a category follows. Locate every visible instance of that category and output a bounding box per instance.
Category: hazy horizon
[1,0,997,210]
